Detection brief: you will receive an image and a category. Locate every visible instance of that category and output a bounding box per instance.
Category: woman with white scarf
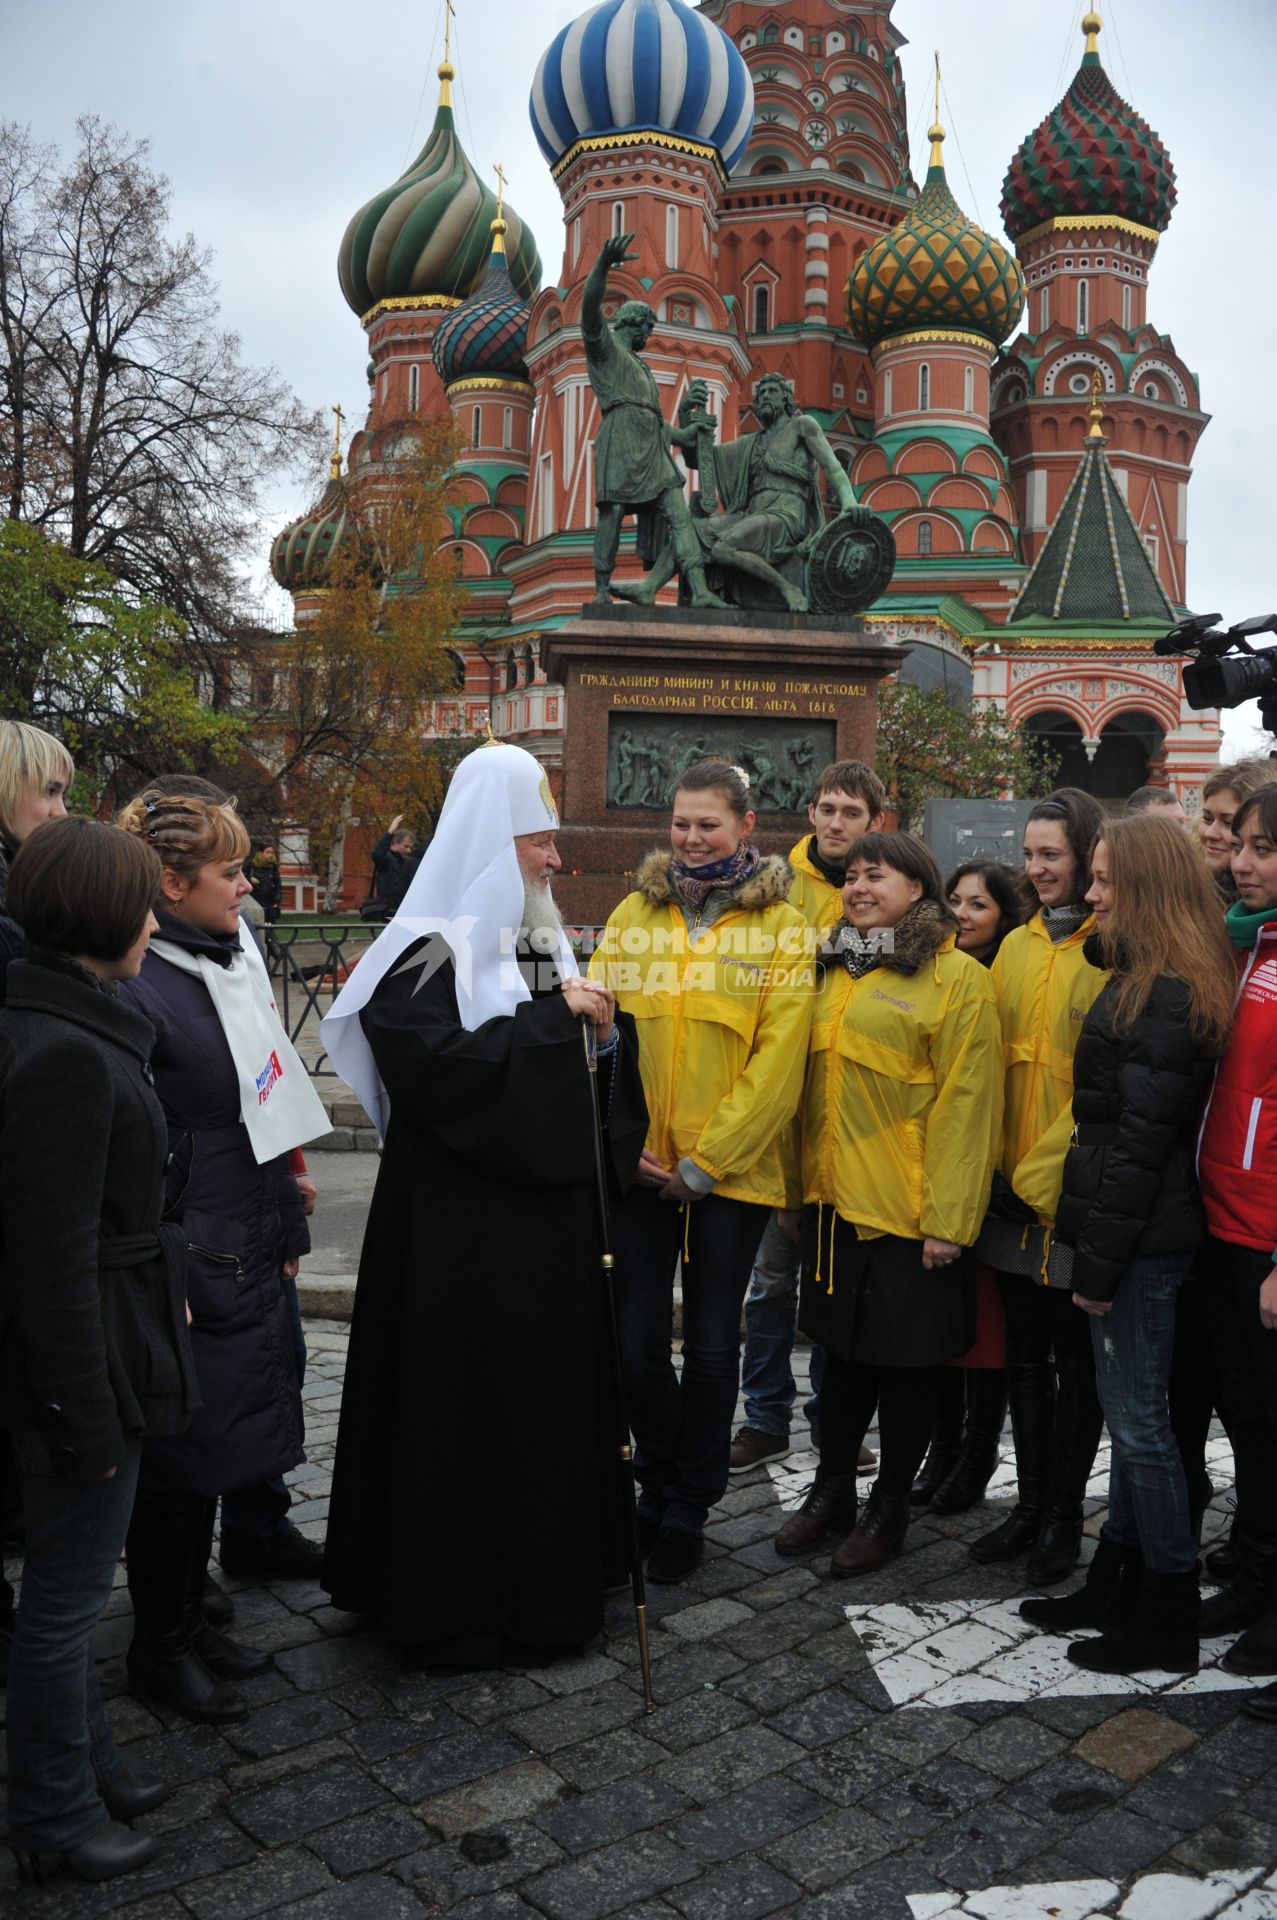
[116,792,329,1723]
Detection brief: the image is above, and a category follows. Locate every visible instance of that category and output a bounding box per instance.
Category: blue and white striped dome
[530,0,754,176]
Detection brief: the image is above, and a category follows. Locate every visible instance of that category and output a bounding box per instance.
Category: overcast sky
[10,0,1275,746]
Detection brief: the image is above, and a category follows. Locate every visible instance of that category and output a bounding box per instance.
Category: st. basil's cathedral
[270,0,1219,889]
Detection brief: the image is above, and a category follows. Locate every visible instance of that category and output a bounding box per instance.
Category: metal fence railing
[266,920,612,1077]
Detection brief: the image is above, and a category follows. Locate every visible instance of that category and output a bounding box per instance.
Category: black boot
[932,1370,1007,1515]
[127,1628,248,1723]
[1027,1346,1103,1587]
[775,1470,857,1556]
[1019,1533,1141,1631]
[1205,1510,1242,1582]
[187,1609,274,1680]
[1222,1602,1277,1676]
[911,1372,964,1505]
[969,1355,1053,1565]
[1200,1540,1277,1636]
[98,1770,172,1822]
[1067,1565,1200,1675]
[14,1822,159,1886]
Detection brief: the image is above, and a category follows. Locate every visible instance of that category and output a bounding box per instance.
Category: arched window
[1077,277,1089,333]
[502,406,513,449]
[572,216,581,263]
[407,364,419,411]
[883,368,893,416]
[762,22,779,43]
[504,653,518,692]
[472,406,482,446]
[918,362,930,410]
[611,201,626,238]
[917,519,933,555]
[1122,283,1132,331]
[1040,285,1050,331]
[963,365,974,414]
[753,284,770,333]
[665,203,679,269]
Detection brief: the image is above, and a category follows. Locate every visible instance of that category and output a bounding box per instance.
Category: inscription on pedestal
[581,667,870,716]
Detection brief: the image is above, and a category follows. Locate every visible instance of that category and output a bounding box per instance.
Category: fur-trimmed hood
[634,848,794,911]
[821,896,957,977]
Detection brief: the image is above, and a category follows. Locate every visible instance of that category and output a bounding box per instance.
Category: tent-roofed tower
[977,378,1217,800]
[991,10,1206,610]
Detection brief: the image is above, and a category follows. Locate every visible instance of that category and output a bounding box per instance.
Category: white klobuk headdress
[321,743,576,1137]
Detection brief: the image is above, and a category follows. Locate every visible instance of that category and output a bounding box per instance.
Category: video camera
[1155,612,1277,736]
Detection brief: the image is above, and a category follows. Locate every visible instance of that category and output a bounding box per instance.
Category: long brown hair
[1094,814,1235,1045]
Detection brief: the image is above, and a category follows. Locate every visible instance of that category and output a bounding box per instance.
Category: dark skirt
[797,1205,974,1368]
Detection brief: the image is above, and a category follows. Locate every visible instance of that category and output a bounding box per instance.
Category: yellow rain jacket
[786,835,846,937]
[591,851,814,1207]
[991,910,1107,1224]
[802,911,1003,1244]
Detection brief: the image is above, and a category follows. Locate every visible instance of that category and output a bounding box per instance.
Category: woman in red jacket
[1196,784,1277,1716]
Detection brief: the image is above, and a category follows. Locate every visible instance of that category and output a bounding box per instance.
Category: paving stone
[733,1566,820,1611]
[765,1802,898,1891]
[342,1708,468,1763]
[719,1651,840,1714]
[1118,1870,1269,1920]
[263,1883,426,1919]
[416,1759,568,1836]
[1057,1804,1180,1878]
[447,1897,545,1920]
[667,1856,802,1919]
[999,1753,1123,1824]
[1172,1811,1277,1875]
[768,1685,874,1750]
[789,1730,910,1805]
[228,1759,391,1845]
[398,1823,568,1905]
[305,1802,437,1873]
[224,1736,353,1794]
[681,1554,769,1599]
[506,1682,643,1752]
[272,1635,397,1692]
[371,1726,531,1803]
[535,1651,625,1695]
[796,1844,948,1918]
[1199,1715,1277,1776]
[535,1773,694,1854]
[916,1803,1052,1891]
[1125,1751,1249,1830]
[1076,1706,1200,1783]
[447,1673,555,1725]
[672,1773,829,1863]
[956,1712,1069,1781]
[641,1686,755,1753]
[702,1510,784,1549]
[181,1844,336,1919]
[654,1724,806,1806]
[658,1597,755,1642]
[641,1644,745,1702]
[864,1757,1003,1843]
[523,1831,700,1920]
[224,1692,355,1759]
[106,1721,241,1786]
[545,1727,668,1792]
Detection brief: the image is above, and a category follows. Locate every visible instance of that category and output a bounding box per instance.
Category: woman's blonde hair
[1095,813,1236,1046]
[0,720,74,843]
[1201,757,1277,807]
[115,788,248,882]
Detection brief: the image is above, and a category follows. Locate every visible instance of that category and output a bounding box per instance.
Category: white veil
[321,744,577,1137]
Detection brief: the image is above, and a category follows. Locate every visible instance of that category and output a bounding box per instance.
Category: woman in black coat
[1,818,198,1885]
[1021,814,1236,1675]
[116,791,325,1725]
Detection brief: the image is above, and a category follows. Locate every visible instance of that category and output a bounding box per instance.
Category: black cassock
[323,937,648,1658]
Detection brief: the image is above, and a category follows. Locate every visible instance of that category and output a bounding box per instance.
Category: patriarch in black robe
[320,744,646,1662]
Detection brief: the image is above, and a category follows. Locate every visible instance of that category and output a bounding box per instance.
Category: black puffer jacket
[1055,937,1222,1301]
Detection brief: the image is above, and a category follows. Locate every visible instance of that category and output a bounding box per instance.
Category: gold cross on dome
[330,402,345,479]
[493,161,507,223]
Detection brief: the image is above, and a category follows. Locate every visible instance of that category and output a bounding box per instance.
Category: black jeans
[820,1352,936,1494]
[613,1188,771,1533]
[998,1271,1104,1513]
[1203,1235,1277,1557]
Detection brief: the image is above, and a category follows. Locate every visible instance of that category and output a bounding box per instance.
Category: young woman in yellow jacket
[969,787,1109,1588]
[592,759,814,1585]
[773,833,1003,1577]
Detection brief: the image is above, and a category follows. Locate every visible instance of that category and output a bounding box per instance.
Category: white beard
[519,877,564,956]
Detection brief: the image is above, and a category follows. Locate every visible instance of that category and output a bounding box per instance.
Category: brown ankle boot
[775,1471,857,1557]
[830,1483,911,1578]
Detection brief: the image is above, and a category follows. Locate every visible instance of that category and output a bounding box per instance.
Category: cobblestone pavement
[3,1329,1275,1919]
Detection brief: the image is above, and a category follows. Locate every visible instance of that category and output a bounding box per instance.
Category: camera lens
[1183,652,1277,712]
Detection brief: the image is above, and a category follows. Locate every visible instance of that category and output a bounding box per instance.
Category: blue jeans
[1089,1253,1196,1575]
[221,1269,306,1540]
[6,1436,141,1851]
[614,1188,771,1533]
[740,1211,824,1436]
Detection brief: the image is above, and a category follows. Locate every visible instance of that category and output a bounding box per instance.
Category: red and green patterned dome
[1001,13,1176,241]
[432,222,531,387]
[849,126,1025,350]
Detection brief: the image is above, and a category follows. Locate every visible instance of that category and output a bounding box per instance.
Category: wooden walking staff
[579,1018,656,1714]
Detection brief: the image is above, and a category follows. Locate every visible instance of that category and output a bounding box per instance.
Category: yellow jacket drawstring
[826,1207,837,1297]
[682,1201,692,1267]
[814,1199,824,1293]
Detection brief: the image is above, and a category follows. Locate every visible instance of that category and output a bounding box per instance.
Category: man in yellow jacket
[728,761,887,1475]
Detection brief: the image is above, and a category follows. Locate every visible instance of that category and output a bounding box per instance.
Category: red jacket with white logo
[1198,917,1277,1254]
